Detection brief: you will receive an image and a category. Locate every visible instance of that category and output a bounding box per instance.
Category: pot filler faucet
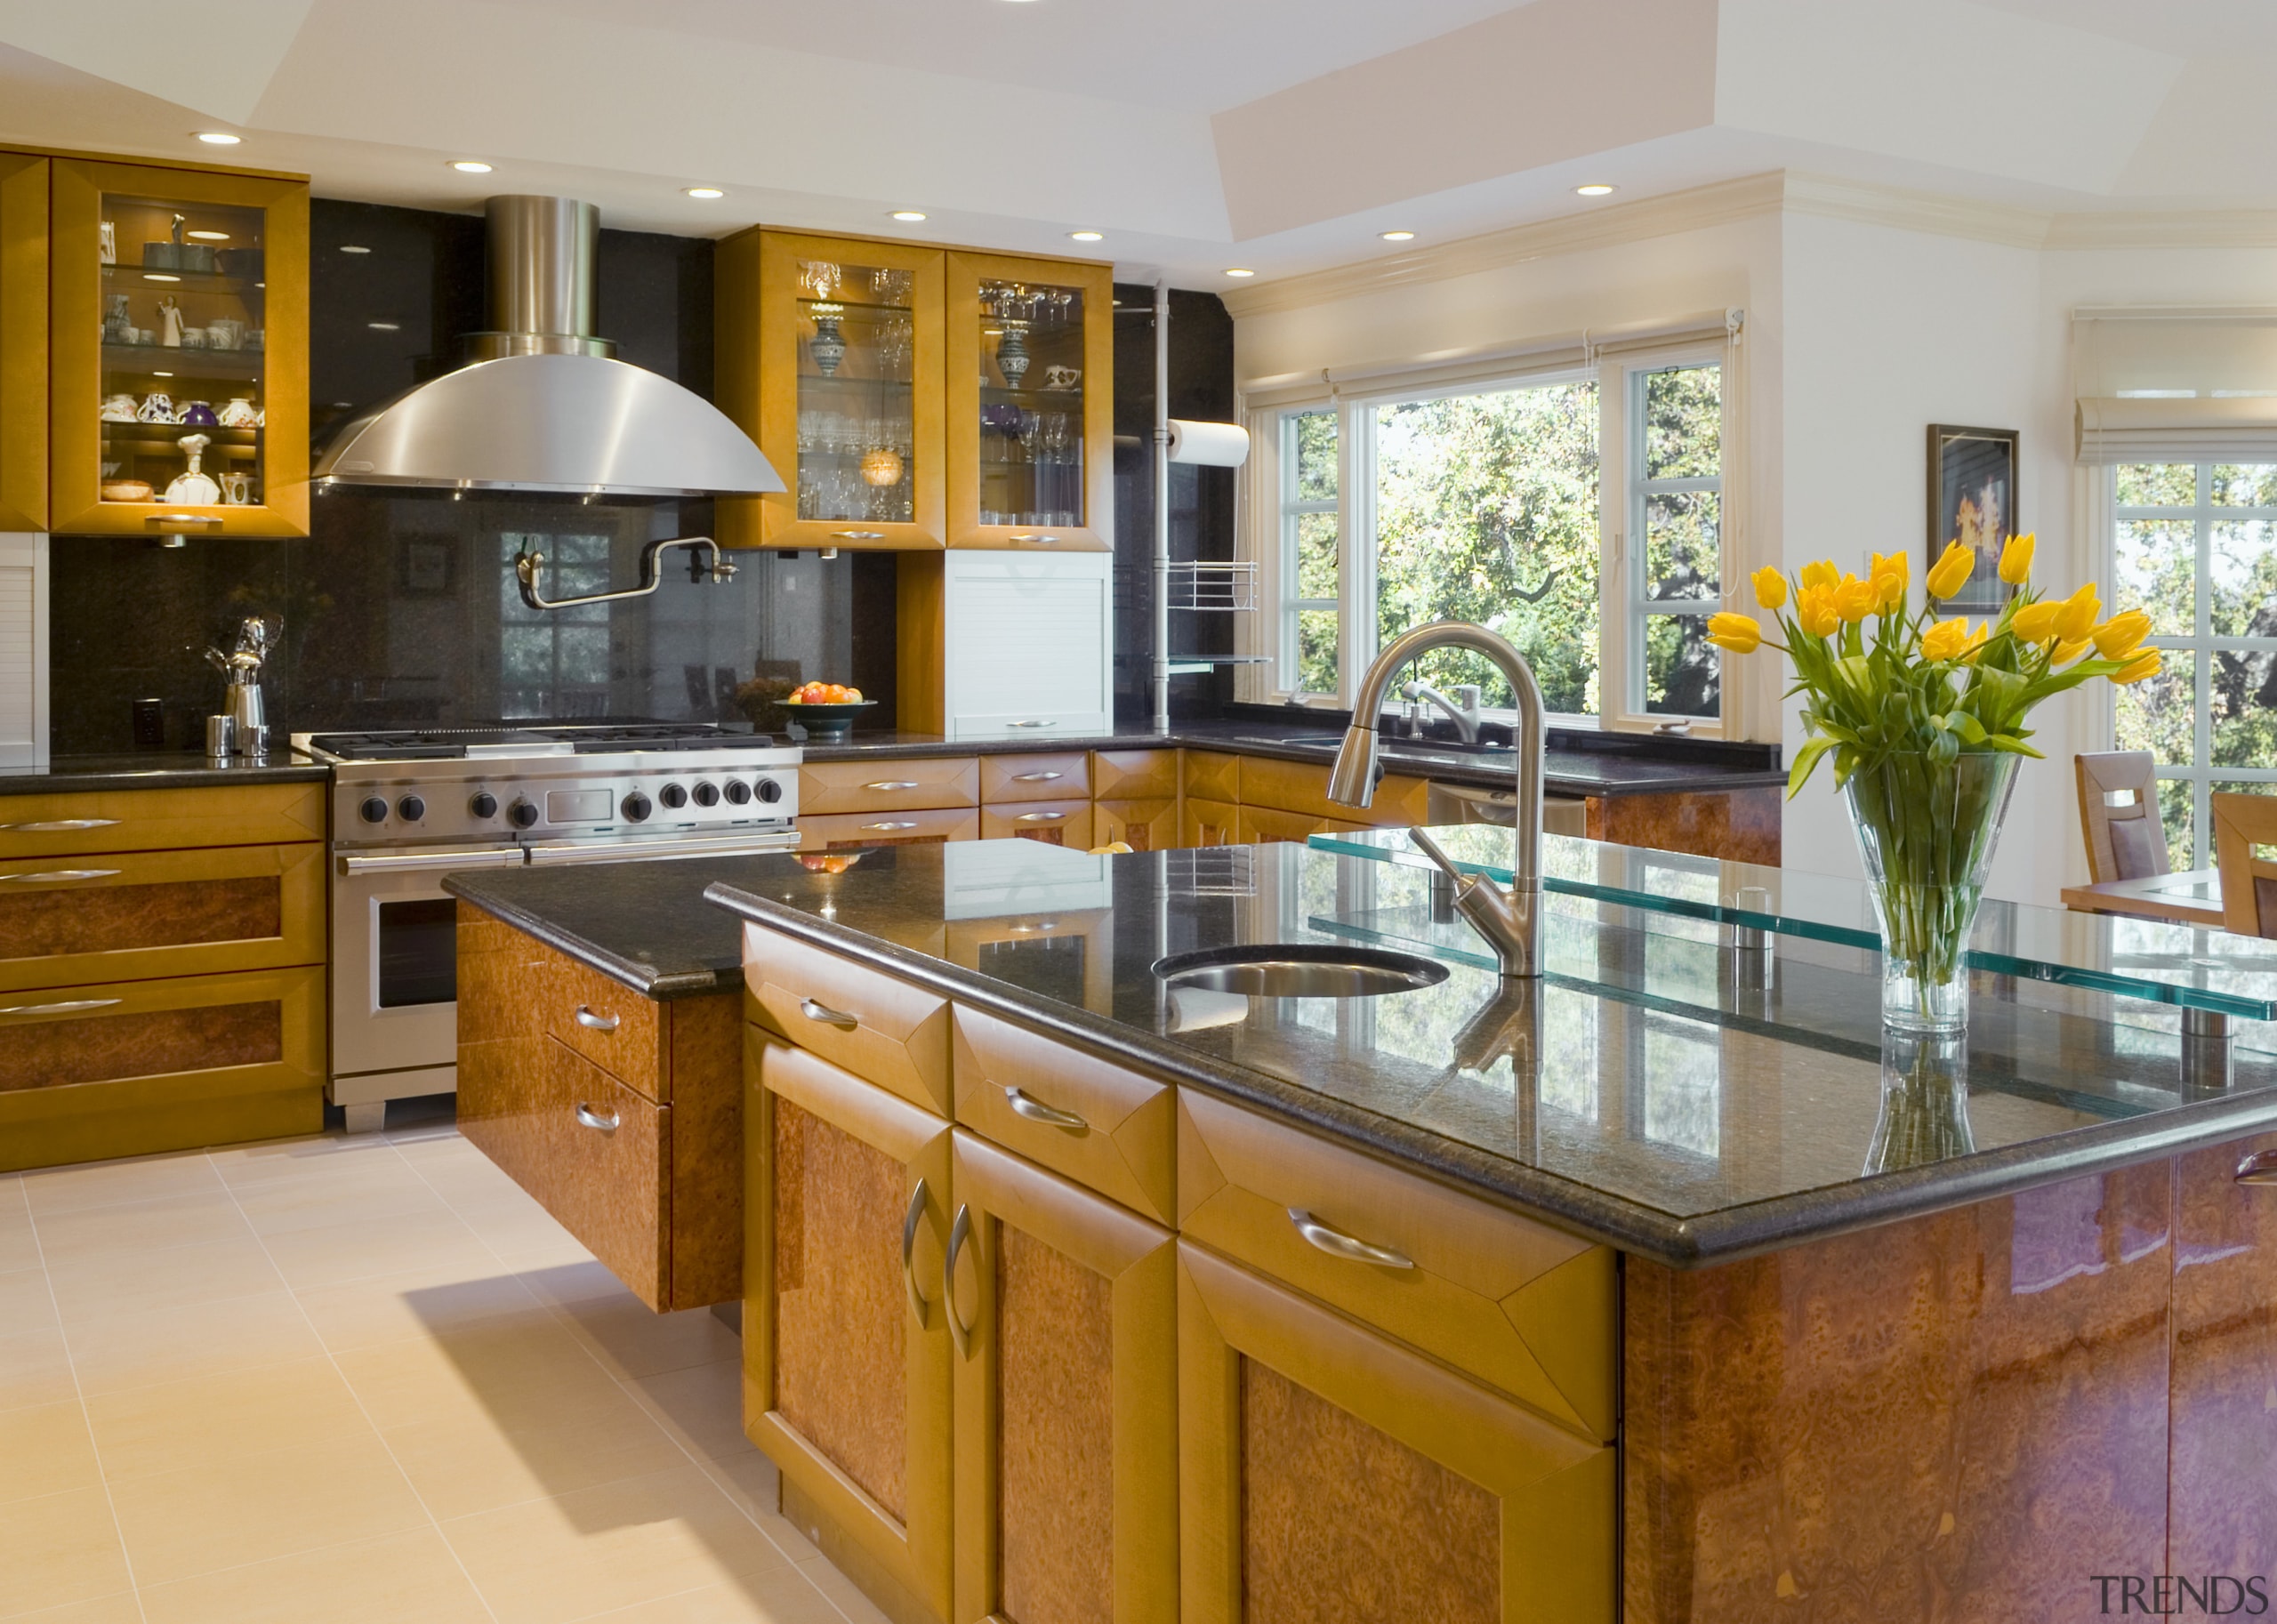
[1327,621,1546,979]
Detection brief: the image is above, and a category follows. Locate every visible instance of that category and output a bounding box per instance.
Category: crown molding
[1219,172,1785,319]
[2044,210,2277,250]
[1778,172,2053,251]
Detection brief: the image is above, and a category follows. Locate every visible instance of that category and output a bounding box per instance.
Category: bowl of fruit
[778,680,874,742]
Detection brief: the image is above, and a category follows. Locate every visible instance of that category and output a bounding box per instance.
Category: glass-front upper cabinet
[0,152,46,534]
[49,159,308,538]
[946,252,1113,551]
[720,229,943,551]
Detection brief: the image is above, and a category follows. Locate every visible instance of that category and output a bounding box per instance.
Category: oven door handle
[335,848,526,876]
[523,831,801,865]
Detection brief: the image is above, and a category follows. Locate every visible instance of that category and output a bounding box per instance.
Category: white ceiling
[0,0,2270,292]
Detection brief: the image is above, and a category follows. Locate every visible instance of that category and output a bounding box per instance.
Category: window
[1258,350,1726,730]
[2110,462,2277,868]
[499,532,613,717]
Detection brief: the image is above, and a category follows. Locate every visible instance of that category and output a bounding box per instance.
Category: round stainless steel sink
[1151,944,1449,999]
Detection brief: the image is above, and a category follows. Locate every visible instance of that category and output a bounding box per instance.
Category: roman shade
[2074,306,2277,464]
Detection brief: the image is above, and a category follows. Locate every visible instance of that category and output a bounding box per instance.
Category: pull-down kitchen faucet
[1327,621,1545,979]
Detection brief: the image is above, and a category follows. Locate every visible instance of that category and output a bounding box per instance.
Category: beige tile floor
[0,1122,885,1624]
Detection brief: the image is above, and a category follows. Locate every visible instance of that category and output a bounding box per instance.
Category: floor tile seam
[18,1173,232,1219]
[208,1153,507,1624]
[21,1184,153,1624]
[49,1279,291,1328]
[554,1568,841,1624]
[795,1554,888,1624]
[60,1347,336,1408]
[0,1582,140,1624]
[118,1523,473,1605]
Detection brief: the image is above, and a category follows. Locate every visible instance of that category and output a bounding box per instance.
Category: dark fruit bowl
[779,700,875,742]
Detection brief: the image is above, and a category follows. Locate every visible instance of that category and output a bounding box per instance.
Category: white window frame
[1604,349,1728,731]
[1275,407,1341,699]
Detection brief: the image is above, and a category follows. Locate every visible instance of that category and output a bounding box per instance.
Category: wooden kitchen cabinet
[947,1130,1178,1624]
[945,250,1114,552]
[1094,750,1179,802]
[1178,1240,1615,1624]
[0,779,324,859]
[48,157,308,538]
[981,800,1093,848]
[1096,797,1178,853]
[0,151,46,533]
[1181,799,1239,849]
[748,1036,954,1624]
[980,752,1090,804]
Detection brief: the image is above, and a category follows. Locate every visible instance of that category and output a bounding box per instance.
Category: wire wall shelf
[1166,560,1259,613]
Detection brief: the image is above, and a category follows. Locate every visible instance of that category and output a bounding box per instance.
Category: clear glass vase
[1842,752,2020,1033]
[1865,1029,1975,1173]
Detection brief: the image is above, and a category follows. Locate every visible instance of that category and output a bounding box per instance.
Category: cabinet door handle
[2237,1149,2277,1186]
[1287,1208,1415,1269]
[0,869,122,883]
[573,1006,620,1033]
[575,1103,619,1133]
[148,513,223,530]
[860,821,919,832]
[1005,720,1055,729]
[1010,771,1064,783]
[0,818,121,833]
[0,998,123,1017]
[800,998,859,1030]
[1014,810,1066,823]
[831,530,886,541]
[864,781,921,792]
[901,1178,931,1325]
[943,1202,975,1358]
[1010,534,1060,545]
[1004,1086,1087,1132]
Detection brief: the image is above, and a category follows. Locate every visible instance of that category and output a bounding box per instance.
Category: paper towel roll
[1165,419,1251,467]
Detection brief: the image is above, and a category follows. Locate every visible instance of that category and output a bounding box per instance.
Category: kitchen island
[450,835,2277,1623]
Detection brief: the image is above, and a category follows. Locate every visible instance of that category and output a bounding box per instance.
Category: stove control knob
[508,798,540,830]
[358,796,390,824]
[692,781,720,808]
[469,792,499,819]
[659,783,688,809]
[397,794,426,823]
[621,791,652,823]
[724,779,753,806]
[756,778,784,805]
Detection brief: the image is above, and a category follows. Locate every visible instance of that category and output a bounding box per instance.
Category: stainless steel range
[297,722,801,1131]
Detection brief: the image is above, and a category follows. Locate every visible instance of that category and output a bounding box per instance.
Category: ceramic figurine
[157,297,185,348]
[809,303,846,377]
[995,323,1031,388]
[165,434,220,505]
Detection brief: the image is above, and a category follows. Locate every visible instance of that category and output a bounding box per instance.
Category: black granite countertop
[0,752,332,796]
[449,839,2277,1267]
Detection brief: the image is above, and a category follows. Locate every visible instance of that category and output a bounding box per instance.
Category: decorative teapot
[165,434,220,505]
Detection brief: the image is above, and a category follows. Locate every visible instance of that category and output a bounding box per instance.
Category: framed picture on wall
[1925,425,2018,615]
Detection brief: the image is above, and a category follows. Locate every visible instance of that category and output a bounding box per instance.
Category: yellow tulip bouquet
[1705,534,2160,1032]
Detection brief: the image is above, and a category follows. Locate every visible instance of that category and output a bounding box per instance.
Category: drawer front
[1181,751,1239,804]
[1235,805,1324,846]
[0,783,326,860]
[1238,755,1430,824]
[979,800,1094,848]
[951,1005,1175,1224]
[1092,749,1178,801]
[1180,799,1239,849]
[798,807,980,851]
[1094,798,1177,853]
[543,953,664,1101]
[744,923,953,1115]
[1177,1090,1615,1442]
[0,964,325,1172]
[979,752,1090,804]
[801,757,978,816]
[0,842,324,993]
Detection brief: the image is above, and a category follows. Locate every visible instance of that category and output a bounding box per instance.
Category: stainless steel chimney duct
[310,196,782,497]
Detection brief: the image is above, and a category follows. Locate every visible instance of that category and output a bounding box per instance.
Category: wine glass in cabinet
[49,159,308,538]
[946,251,1112,551]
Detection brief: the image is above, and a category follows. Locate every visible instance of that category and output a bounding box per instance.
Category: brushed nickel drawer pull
[901,1178,931,1325]
[0,869,122,883]
[800,998,860,1030]
[1014,810,1066,824]
[943,1202,975,1358]
[573,1005,620,1033]
[864,781,921,792]
[2237,1149,2277,1186]
[831,530,886,541]
[575,1103,619,1132]
[1005,720,1055,729]
[861,820,919,832]
[1288,1208,1415,1269]
[0,999,123,1017]
[1004,1087,1087,1132]
[0,818,121,833]
[1011,771,1064,783]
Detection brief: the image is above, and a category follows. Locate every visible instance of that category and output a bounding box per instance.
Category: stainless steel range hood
[310,197,784,499]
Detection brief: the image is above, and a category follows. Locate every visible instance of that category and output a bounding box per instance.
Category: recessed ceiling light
[684,187,725,199]
[1574,183,1617,197]
[450,160,494,174]
[1379,229,1416,241]
[340,245,371,254]
[194,132,240,146]
[1067,230,1103,242]
[1224,267,1256,277]
[186,229,229,242]
[368,321,400,331]
[890,210,928,222]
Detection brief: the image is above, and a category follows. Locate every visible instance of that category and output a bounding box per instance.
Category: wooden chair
[2076,752,2172,884]
[2212,792,2277,938]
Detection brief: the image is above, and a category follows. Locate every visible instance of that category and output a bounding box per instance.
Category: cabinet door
[944,551,1111,737]
[50,159,308,538]
[1178,1242,1613,1624]
[747,1037,953,1623]
[1093,750,1179,802]
[1096,798,1178,854]
[945,251,1113,551]
[1234,805,1324,846]
[2171,1131,2277,1576]
[718,230,945,551]
[1181,799,1238,849]
[0,153,46,533]
[948,1130,1177,1624]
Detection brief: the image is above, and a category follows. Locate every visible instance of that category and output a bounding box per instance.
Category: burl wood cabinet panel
[1587,784,1781,866]
[1622,1162,2174,1623]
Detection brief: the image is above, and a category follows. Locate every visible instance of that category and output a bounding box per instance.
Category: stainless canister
[205,714,236,759]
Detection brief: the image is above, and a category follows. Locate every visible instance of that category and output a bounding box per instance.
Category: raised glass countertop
[1308,825,2277,1025]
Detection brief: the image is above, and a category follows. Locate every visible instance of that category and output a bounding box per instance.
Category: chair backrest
[2076,751,2171,884]
[2213,792,2277,939]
